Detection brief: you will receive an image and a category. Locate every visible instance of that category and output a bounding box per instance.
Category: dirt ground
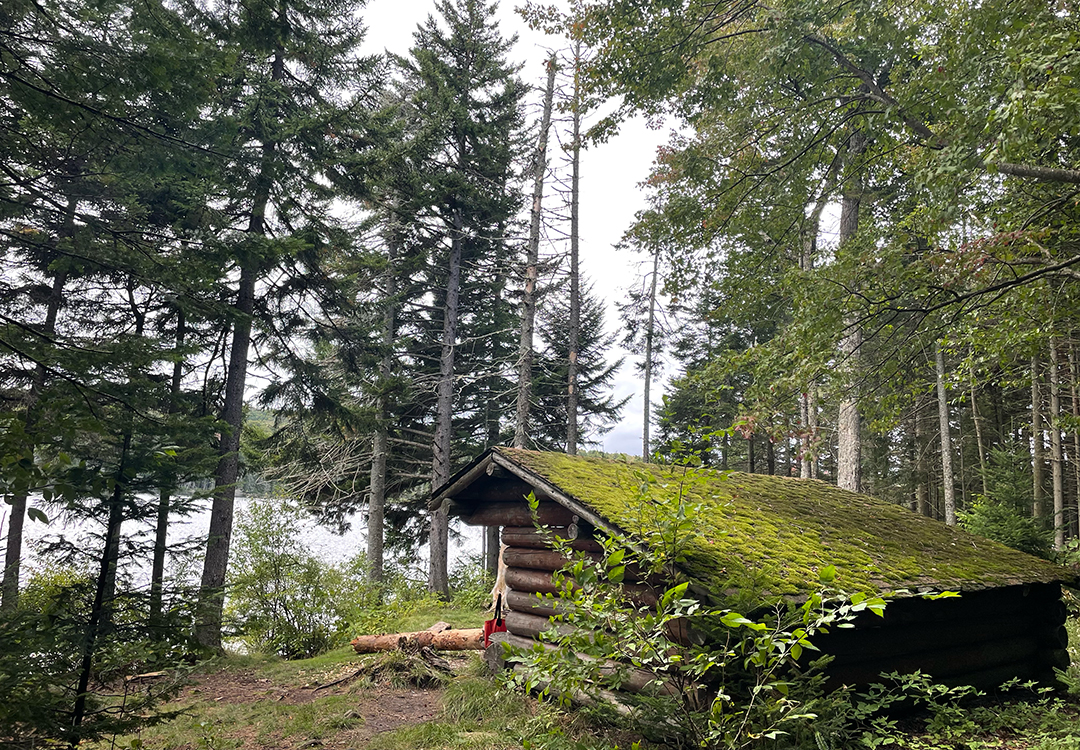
[165,653,473,750]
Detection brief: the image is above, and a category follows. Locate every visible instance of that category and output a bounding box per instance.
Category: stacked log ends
[464,502,574,527]
[501,525,603,551]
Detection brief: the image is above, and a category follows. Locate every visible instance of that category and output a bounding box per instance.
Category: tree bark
[429,202,463,598]
[352,627,484,653]
[642,249,660,459]
[1032,354,1047,519]
[915,395,930,517]
[514,55,556,450]
[836,130,866,493]
[1070,343,1080,540]
[369,222,400,586]
[798,170,834,481]
[935,343,957,526]
[150,306,185,630]
[968,348,989,499]
[1049,338,1065,549]
[70,430,131,738]
[566,40,582,456]
[195,262,257,650]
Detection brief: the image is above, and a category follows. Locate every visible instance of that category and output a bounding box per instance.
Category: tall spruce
[392,0,525,596]
[188,0,384,650]
[531,282,627,451]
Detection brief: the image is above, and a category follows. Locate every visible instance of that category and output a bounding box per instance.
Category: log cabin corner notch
[431,447,1078,689]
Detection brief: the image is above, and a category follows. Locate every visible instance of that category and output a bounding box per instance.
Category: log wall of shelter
[449,474,1069,692]
[813,583,1068,689]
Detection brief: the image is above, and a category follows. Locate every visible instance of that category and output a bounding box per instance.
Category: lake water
[9,494,482,586]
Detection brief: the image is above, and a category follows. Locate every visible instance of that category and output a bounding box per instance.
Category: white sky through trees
[362,0,667,455]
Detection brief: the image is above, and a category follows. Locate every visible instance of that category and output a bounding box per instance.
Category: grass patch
[376,602,487,634]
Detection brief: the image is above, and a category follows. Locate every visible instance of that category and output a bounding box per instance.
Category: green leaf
[818,565,837,584]
[27,507,49,524]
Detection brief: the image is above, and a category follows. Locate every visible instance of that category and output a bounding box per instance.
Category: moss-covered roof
[484,448,1073,601]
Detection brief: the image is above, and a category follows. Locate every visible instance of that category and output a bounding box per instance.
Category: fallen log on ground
[351,627,484,654]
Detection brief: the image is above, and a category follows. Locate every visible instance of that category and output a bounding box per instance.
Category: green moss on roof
[495,448,1072,601]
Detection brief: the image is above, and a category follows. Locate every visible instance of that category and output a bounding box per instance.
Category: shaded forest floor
[103,614,1080,750]
[112,644,640,750]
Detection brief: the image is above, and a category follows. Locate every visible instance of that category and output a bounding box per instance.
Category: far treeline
[0,0,1078,709]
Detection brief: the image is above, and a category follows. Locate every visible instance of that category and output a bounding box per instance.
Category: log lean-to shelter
[430,447,1078,690]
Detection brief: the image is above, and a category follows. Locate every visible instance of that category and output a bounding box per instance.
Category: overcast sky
[361,0,672,457]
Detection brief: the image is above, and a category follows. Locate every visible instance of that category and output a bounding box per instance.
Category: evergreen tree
[185,0,385,650]
[530,281,627,451]
[392,0,526,596]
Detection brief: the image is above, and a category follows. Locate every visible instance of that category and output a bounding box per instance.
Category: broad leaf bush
[504,477,888,749]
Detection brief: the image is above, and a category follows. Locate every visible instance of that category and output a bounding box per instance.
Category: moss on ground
[496,448,1073,601]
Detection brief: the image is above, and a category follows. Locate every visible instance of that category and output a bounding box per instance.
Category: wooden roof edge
[487,450,662,570]
[429,449,495,510]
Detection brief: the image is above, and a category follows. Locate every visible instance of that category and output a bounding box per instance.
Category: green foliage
[226,499,488,655]
[448,555,495,611]
[840,673,1080,749]
[530,282,630,451]
[226,498,347,659]
[0,568,185,748]
[506,479,887,749]
[959,500,1053,559]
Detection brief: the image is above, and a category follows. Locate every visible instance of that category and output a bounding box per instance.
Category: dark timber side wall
[493,523,1069,691]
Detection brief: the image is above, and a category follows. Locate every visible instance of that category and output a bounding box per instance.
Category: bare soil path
[139,652,474,750]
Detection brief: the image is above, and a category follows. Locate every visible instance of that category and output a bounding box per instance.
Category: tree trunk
[642,249,660,459]
[1050,337,1065,549]
[514,55,556,450]
[369,223,400,586]
[748,435,755,474]
[836,131,865,493]
[70,431,131,738]
[195,39,284,650]
[968,349,989,499]
[1070,343,1080,540]
[1033,354,1047,519]
[935,343,957,526]
[798,175,832,481]
[150,306,185,629]
[1,200,74,613]
[429,200,464,598]
[352,627,484,653]
[915,395,930,517]
[566,40,582,456]
[195,263,257,650]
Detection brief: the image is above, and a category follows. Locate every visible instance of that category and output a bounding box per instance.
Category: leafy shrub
[1,567,183,748]
[449,554,494,610]
[226,498,345,658]
[333,557,442,636]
